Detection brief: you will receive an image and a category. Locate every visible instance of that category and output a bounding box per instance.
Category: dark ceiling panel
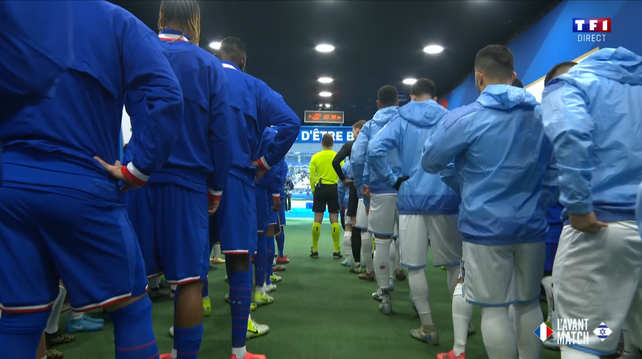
[110,0,561,125]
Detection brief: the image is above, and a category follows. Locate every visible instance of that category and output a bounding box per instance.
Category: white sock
[213,243,222,258]
[171,348,177,359]
[255,285,265,295]
[45,286,67,334]
[452,283,473,356]
[361,231,374,274]
[70,311,83,320]
[408,268,434,327]
[232,346,247,359]
[481,306,517,359]
[171,284,177,291]
[394,240,400,268]
[373,238,391,291]
[513,300,544,359]
[541,276,554,324]
[343,231,352,260]
[446,266,460,295]
[560,346,599,358]
[388,240,397,284]
[149,277,161,289]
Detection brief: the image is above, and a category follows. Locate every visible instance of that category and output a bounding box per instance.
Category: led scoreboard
[304,110,345,125]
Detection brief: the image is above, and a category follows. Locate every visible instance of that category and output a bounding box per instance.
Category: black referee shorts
[312,183,340,214]
[347,184,358,217]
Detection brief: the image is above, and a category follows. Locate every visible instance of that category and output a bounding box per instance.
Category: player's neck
[165,21,188,36]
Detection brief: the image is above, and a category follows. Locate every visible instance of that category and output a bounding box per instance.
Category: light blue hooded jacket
[337,161,352,207]
[369,100,459,215]
[542,47,642,225]
[351,106,401,194]
[422,85,556,245]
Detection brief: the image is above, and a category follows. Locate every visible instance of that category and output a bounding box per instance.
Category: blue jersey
[369,100,458,215]
[422,85,556,245]
[0,1,183,201]
[542,47,642,224]
[351,106,401,194]
[0,1,74,120]
[221,61,300,186]
[124,29,231,196]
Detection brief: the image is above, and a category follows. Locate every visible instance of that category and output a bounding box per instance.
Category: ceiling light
[403,78,417,85]
[319,91,332,97]
[315,44,335,53]
[209,41,221,50]
[318,77,334,84]
[423,45,444,54]
[325,104,332,109]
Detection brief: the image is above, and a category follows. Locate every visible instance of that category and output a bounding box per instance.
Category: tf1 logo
[573,18,611,32]
[573,18,610,42]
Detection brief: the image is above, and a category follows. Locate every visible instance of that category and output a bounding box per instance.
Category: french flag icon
[534,322,554,342]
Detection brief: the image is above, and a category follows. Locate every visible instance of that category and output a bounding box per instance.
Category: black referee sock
[351,229,361,263]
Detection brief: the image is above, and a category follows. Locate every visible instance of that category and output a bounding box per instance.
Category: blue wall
[441,0,641,109]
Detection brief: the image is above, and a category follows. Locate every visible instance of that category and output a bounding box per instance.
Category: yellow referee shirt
[309,149,341,192]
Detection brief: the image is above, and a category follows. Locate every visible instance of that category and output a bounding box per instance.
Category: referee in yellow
[309,133,343,259]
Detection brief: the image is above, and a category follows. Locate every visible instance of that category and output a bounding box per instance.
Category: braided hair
[158,0,200,45]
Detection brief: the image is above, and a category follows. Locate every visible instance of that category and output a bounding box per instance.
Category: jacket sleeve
[422,113,470,174]
[351,125,370,190]
[265,161,283,199]
[256,84,301,171]
[120,32,183,186]
[368,119,400,188]
[0,1,73,118]
[332,142,351,181]
[309,155,317,193]
[541,80,593,214]
[206,62,232,200]
[439,161,460,195]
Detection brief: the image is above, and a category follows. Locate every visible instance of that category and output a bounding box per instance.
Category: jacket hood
[398,100,448,127]
[477,85,539,111]
[571,47,642,86]
[371,106,398,126]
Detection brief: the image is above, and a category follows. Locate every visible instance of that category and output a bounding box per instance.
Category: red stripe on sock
[116,340,157,351]
[145,352,160,359]
[178,351,199,355]
[228,295,252,299]
[229,287,252,291]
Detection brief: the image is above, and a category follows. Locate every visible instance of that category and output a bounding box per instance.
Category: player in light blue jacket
[351,86,401,288]
[541,47,642,359]
[370,78,475,353]
[422,45,554,359]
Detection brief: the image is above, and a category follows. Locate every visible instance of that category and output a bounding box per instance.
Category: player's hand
[208,197,220,215]
[569,212,608,234]
[360,185,371,199]
[342,179,354,186]
[393,175,410,191]
[272,198,281,212]
[94,156,141,192]
[251,160,267,183]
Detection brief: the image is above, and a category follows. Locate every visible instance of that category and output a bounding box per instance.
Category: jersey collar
[158,28,189,42]
[222,61,240,71]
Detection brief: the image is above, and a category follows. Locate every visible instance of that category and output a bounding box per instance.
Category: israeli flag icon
[593,322,612,342]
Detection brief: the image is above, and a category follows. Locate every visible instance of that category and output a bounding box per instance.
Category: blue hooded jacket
[422,85,556,245]
[369,100,458,215]
[351,106,402,194]
[542,47,642,224]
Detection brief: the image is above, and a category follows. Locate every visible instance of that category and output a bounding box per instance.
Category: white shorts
[553,221,642,354]
[399,214,462,269]
[368,193,398,237]
[355,199,368,230]
[461,241,545,306]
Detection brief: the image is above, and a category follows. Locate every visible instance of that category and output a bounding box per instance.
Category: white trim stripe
[158,34,188,42]
[127,162,150,182]
[209,189,223,196]
[259,156,272,170]
[165,276,202,286]
[222,63,237,70]
[272,193,281,198]
[71,292,133,312]
[0,301,55,313]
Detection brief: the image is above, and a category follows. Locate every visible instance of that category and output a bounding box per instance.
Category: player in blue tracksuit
[214,36,300,359]
[541,47,642,358]
[122,2,231,358]
[262,159,286,291]
[422,45,555,359]
[351,86,401,289]
[370,78,475,354]
[0,2,184,359]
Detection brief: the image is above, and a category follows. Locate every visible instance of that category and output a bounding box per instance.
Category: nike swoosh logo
[248,329,259,334]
